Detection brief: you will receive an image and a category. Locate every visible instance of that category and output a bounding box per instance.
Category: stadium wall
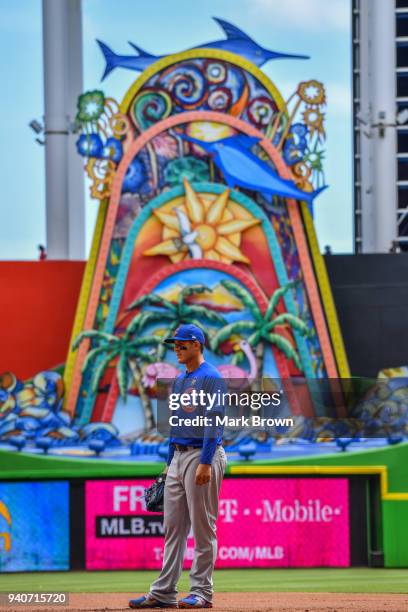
[325,253,408,377]
[0,261,85,379]
[1,255,407,379]
[1,442,408,567]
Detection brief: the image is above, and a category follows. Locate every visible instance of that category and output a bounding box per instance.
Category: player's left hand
[195,464,211,485]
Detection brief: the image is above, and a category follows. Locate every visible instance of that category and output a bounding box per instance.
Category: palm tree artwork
[73,315,161,429]
[211,280,308,385]
[127,284,226,359]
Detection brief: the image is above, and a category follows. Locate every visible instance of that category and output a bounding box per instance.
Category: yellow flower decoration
[86,158,115,200]
[292,162,314,193]
[303,107,326,139]
[297,80,326,106]
[144,178,260,264]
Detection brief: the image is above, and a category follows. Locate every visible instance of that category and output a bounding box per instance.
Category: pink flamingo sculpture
[217,339,258,388]
[142,340,257,390]
[142,363,181,388]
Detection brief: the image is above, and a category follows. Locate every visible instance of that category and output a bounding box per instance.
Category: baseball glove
[144,473,166,512]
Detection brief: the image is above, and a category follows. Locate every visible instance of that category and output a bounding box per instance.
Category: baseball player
[129,324,227,609]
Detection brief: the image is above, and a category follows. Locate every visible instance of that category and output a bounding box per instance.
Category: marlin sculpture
[179,133,327,207]
[97,17,309,80]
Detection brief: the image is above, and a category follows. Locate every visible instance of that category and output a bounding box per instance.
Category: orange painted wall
[0,261,85,380]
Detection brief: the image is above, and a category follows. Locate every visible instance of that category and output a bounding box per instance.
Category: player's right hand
[195,463,211,485]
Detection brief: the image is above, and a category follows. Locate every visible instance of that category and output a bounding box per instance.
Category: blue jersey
[167,361,224,466]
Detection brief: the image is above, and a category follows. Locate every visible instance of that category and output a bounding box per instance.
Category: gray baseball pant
[150,445,227,605]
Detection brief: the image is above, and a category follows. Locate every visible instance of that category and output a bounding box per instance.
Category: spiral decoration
[208,87,233,111]
[205,61,227,84]
[131,89,172,130]
[109,112,131,136]
[136,59,287,131]
[247,96,277,128]
[159,64,207,109]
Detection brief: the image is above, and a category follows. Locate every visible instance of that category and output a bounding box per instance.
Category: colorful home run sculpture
[62,18,350,436]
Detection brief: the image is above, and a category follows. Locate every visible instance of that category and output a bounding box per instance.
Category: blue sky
[0,0,352,260]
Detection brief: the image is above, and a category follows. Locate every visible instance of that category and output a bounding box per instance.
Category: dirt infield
[12,592,408,612]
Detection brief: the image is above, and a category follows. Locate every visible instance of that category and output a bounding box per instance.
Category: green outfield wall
[1,442,408,567]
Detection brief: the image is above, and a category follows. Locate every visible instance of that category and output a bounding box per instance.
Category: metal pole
[42,0,84,259]
[370,0,397,252]
[66,0,85,259]
[358,0,375,253]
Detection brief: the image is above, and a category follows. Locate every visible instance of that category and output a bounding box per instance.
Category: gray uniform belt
[174,444,198,452]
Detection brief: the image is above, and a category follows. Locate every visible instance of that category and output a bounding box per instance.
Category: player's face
[174,340,200,363]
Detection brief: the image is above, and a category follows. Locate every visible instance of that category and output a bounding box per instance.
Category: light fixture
[29,119,44,134]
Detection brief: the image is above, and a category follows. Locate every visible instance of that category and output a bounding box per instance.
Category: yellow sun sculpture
[144,178,260,264]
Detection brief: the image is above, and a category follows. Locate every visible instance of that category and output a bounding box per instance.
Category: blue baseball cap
[164,324,206,345]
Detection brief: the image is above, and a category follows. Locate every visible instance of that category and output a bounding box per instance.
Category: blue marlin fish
[179,133,326,207]
[98,17,309,80]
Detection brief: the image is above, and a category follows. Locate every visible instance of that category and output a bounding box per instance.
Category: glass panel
[397,43,408,67]
[353,13,360,36]
[354,72,360,93]
[397,74,408,97]
[353,43,360,69]
[354,132,360,155]
[398,159,408,180]
[398,186,408,208]
[398,130,408,152]
[398,215,408,241]
[397,103,408,126]
[354,213,362,241]
[355,187,361,210]
[355,158,361,182]
[397,14,408,38]
[397,0,408,9]
[397,101,408,112]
